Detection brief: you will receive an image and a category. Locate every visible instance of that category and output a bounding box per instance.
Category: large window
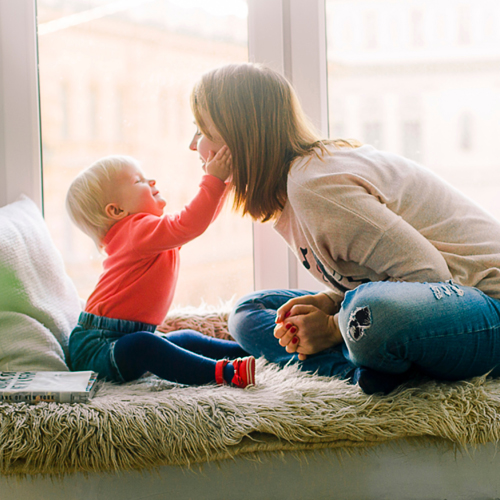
[36,0,253,306]
[326,0,500,219]
[4,0,498,298]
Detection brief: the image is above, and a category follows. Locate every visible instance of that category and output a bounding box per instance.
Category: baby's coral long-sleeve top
[85,174,226,325]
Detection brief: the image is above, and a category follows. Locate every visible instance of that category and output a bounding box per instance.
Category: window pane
[326,0,500,219]
[37,0,253,306]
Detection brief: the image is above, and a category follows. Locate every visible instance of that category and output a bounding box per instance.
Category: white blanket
[0,196,82,370]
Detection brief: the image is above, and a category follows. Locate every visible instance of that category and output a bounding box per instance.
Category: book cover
[0,371,99,403]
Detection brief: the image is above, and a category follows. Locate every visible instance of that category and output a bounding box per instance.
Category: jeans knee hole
[348,306,371,342]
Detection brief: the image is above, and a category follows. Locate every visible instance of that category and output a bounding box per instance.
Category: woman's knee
[228,293,272,345]
[229,289,290,338]
[338,282,411,367]
[228,289,313,360]
[339,283,388,338]
[337,280,476,371]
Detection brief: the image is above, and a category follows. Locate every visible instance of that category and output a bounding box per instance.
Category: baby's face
[189,109,226,172]
[112,163,166,217]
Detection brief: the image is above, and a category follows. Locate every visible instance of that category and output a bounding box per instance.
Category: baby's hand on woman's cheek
[206,145,232,182]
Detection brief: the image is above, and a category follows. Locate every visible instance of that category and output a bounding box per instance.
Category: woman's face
[189,109,227,172]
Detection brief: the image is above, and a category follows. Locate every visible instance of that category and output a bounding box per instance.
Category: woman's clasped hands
[274,293,344,360]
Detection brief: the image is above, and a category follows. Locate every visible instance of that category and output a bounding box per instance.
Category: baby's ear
[105,203,128,220]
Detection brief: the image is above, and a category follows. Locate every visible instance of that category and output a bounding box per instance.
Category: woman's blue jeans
[228,289,357,381]
[228,281,500,382]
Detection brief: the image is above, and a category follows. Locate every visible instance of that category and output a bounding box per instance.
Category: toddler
[66,147,255,387]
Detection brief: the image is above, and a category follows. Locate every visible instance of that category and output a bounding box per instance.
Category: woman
[189,62,500,394]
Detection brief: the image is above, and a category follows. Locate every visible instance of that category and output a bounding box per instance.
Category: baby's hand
[206,146,232,182]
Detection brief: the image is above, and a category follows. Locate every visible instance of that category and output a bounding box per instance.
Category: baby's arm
[131,172,228,253]
[205,146,232,182]
[128,148,231,253]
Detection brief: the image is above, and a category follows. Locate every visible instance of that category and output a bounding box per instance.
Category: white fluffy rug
[1,306,500,476]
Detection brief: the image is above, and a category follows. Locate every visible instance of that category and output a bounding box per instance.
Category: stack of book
[0,371,99,403]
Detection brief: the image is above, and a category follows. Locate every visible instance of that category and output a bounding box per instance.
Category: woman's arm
[277,176,453,358]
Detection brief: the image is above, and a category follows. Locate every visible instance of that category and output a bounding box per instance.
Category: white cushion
[0,196,82,371]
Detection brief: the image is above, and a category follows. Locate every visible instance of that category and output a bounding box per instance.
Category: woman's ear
[105,203,128,220]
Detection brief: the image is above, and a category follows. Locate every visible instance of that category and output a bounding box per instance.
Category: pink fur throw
[157,304,233,340]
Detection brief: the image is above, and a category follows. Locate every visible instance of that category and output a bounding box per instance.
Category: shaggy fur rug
[2,305,500,476]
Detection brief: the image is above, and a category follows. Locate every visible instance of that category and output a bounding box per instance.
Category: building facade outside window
[36,0,254,306]
[2,0,499,300]
[326,0,500,220]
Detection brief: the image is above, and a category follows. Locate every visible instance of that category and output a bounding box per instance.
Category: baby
[65,147,255,387]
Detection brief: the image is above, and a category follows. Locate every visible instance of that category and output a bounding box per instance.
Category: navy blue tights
[113,329,248,384]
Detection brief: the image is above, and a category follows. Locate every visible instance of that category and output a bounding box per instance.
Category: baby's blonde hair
[191,63,360,222]
[66,155,139,248]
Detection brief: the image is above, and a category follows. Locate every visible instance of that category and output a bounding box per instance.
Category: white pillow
[0,196,82,371]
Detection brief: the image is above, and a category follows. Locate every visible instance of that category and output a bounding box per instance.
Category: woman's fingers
[274,319,302,355]
[287,304,315,316]
[275,305,317,350]
[274,321,297,343]
[275,306,292,324]
[275,295,319,323]
[281,326,305,356]
[275,304,341,358]
[274,318,309,358]
[276,303,315,324]
[273,322,286,339]
[285,333,300,353]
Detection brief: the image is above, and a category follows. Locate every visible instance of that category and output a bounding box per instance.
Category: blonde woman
[189,62,500,395]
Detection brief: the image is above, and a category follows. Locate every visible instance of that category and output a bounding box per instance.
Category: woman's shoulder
[286,143,426,207]
[288,143,374,182]
[289,143,421,180]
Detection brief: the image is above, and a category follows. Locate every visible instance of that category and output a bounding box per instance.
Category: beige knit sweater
[274,144,500,302]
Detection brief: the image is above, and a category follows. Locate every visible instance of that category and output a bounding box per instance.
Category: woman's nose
[189,133,198,151]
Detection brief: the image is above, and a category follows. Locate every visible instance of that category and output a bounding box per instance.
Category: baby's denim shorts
[69,311,156,382]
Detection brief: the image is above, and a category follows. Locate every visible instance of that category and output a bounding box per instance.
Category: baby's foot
[215,356,256,388]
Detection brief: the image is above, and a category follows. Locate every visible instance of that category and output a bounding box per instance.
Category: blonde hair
[66,155,139,248]
[191,63,361,222]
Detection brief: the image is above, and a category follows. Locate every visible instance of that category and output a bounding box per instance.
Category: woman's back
[275,144,500,298]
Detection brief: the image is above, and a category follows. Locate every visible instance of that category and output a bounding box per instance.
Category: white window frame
[0,0,42,210]
[249,0,328,291]
[0,0,327,292]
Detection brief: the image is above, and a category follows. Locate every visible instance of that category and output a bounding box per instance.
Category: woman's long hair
[191,63,359,222]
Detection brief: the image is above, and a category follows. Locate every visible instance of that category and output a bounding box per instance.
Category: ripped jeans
[228,281,500,382]
[340,280,500,380]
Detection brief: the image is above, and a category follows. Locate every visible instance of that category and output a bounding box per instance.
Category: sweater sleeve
[289,175,452,284]
[128,174,227,254]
